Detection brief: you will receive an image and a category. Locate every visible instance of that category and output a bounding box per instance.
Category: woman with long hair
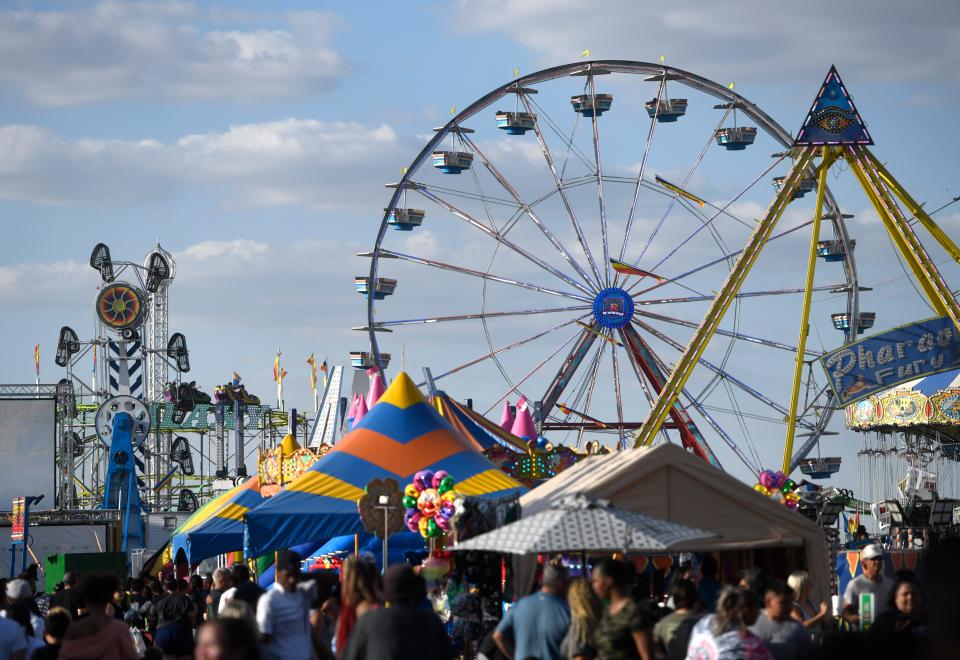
[786,571,830,633]
[563,578,602,660]
[685,586,772,659]
[335,557,380,657]
[871,573,929,640]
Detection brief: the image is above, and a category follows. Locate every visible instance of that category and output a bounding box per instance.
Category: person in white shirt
[256,551,315,660]
[843,544,894,620]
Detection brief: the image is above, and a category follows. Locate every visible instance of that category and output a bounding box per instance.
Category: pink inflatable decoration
[366,370,386,409]
[352,395,369,428]
[499,400,515,431]
[510,396,537,440]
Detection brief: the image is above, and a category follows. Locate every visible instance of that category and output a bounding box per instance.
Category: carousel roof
[846,367,960,437]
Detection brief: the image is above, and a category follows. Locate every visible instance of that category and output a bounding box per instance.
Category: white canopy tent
[518,443,831,600]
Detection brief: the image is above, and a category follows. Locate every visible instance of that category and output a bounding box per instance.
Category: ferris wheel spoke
[459,133,597,290]
[574,339,608,445]
[588,74,612,287]
[616,77,665,287]
[678,390,760,474]
[414,186,595,297]
[627,218,817,297]
[631,319,815,430]
[633,106,732,264]
[609,331,626,447]
[538,323,601,423]
[374,249,592,303]
[481,325,588,416]
[633,309,811,355]
[364,304,593,329]
[423,314,591,388]
[521,94,605,288]
[635,283,845,306]
[650,155,787,273]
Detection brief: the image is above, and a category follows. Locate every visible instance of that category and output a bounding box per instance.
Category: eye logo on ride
[593,287,635,330]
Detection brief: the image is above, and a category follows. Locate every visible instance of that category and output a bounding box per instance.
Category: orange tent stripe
[339,428,467,476]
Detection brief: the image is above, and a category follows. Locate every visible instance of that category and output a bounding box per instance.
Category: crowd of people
[0,540,947,660]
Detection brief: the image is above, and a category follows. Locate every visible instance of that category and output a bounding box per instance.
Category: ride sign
[820,316,960,406]
[10,498,24,543]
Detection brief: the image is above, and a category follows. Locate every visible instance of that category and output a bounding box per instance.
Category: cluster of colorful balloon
[753,469,801,509]
[403,470,457,538]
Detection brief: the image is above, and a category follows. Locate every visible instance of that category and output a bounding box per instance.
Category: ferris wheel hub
[593,287,635,330]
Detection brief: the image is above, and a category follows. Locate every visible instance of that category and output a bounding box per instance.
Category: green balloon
[402,495,417,509]
[438,476,455,494]
[427,518,439,537]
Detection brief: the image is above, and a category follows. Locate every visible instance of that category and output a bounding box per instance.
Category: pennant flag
[449,105,457,115]
[34,344,39,375]
[280,369,288,383]
[659,54,665,64]
[575,320,624,347]
[320,360,328,387]
[610,258,665,282]
[794,65,873,146]
[655,175,706,208]
[580,49,591,58]
[273,352,281,382]
[727,82,735,90]
[513,67,520,77]
[92,343,97,373]
[307,354,317,393]
[232,371,242,384]
[400,166,408,175]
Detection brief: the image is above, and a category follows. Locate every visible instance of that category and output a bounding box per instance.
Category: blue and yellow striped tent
[172,476,263,564]
[244,372,524,557]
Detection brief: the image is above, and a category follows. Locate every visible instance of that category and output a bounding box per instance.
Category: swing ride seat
[355,277,397,299]
[798,457,842,479]
[496,111,536,135]
[431,151,473,174]
[773,175,816,199]
[386,208,425,231]
[570,94,613,117]
[645,98,688,122]
[831,312,876,333]
[817,239,855,262]
[350,351,391,369]
[714,126,757,150]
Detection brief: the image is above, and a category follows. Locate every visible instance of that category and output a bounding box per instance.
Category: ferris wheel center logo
[593,288,635,330]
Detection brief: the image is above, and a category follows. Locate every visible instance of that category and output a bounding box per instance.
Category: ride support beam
[632,148,817,449]
[782,147,831,474]
[848,145,960,327]
[618,325,720,465]
[863,150,960,264]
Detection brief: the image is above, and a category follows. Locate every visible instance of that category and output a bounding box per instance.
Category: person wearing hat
[256,550,314,659]
[340,564,451,660]
[843,544,895,618]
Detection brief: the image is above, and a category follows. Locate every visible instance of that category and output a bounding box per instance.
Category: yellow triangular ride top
[376,371,426,410]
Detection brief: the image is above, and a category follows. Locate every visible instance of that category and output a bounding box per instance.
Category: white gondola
[831,312,876,334]
[355,277,397,300]
[645,98,687,122]
[817,239,855,262]
[496,111,536,135]
[350,352,392,369]
[714,126,757,150]
[773,176,816,199]
[432,151,474,174]
[386,208,425,231]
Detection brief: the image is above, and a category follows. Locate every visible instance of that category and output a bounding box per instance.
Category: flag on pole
[34,344,39,376]
[319,360,328,388]
[580,49,590,58]
[449,105,457,115]
[306,354,317,393]
[232,371,241,384]
[655,175,707,208]
[513,67,520,77]
[728,82,735,90]
[659,54,665,64]
[609,258,665,282]
[280,369,288,383]
[273,351,281,382]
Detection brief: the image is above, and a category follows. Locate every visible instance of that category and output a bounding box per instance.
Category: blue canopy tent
[245,372,524,557]
[171,476,263,564]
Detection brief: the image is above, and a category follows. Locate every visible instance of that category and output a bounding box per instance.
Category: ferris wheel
[359,60,864,475]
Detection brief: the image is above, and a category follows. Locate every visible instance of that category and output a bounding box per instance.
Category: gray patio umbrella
[452,493,715,554]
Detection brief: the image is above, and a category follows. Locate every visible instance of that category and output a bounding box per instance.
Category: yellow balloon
[404,484,419,499]
[441,491,457,503]
[418,516,430,538]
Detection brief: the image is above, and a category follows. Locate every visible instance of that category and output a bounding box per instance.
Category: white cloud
[454,0,960,85]
[0,2,345,106]
[0,119,406,210]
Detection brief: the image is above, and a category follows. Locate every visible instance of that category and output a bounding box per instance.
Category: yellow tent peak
[376,371,426,410]
[281,433,301,456]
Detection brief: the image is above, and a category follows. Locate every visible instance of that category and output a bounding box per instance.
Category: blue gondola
[715,126,757,151]
[645,98,687,122]
[496,111,536,135]
[799,457,842,479]
[350,352,391,370]
[571,94,613,117]
[832,312,876,334]
[386,208,425,231]
[817,239,855,262]
[773,176,816,200]
[355,277,397,299]
[432,151,473,174]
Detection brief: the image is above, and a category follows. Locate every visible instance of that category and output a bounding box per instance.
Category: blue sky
[1,0,959,496]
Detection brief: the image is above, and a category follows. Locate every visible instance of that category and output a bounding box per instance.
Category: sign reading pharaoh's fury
[820,317,960,406]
